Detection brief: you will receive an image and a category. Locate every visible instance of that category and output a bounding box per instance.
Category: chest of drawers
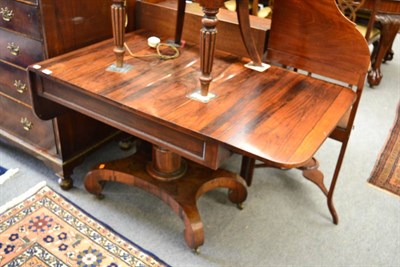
[0,0,133,189]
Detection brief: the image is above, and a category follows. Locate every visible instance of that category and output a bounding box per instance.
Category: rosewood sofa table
[28,30,356,250]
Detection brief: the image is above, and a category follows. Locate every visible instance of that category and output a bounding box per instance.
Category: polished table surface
[29,30,356,170]
[28,30,356,250]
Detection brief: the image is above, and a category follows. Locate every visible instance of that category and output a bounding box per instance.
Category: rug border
[368,101,400,197]
[0,182,172,267]
[58,187,172,267]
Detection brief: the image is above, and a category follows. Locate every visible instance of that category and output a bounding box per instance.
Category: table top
[29,30,356,168]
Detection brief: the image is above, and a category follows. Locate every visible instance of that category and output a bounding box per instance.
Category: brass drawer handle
[20,117,33,131]
[0,7,13,22]
[14,80,27,93]
[7,42,20,56]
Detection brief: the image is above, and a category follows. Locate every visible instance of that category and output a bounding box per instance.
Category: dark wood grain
[28,30,356,169]
[241,0,371,225]
[0,0,130,189]
[0,61,31,105]
[0,0,41,39]
[40,0,136,58]
[267,0,370,86]
[27,0,370,248]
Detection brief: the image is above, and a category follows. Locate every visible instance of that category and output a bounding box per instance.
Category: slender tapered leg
[174,0,186,45]
[299,157,338,224]
[240,156,256,186]
[235,0,262,66]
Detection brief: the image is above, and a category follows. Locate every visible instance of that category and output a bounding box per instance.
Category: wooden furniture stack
[0,0,138,189]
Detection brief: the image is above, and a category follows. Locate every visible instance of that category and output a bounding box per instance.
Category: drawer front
[0,28,44,67]
[0,0,41,39]
[0,60,31,105]
[0,95,56,153]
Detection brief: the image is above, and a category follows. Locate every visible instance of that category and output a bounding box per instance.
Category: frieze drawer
[0,95,56,154]
[0,28,44,67]
[0,60,31,105]
[0,0,41,39]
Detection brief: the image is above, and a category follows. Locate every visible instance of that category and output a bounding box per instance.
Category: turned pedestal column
[84,144,247,251]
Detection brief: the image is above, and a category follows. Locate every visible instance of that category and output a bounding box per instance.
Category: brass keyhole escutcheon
[0,7,13,21]
[20,117,33,131]
[14,80,27,93]
[7,42,20,56]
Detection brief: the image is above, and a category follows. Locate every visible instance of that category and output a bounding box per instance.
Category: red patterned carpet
[0,184,169,266]
[368,102,400,197]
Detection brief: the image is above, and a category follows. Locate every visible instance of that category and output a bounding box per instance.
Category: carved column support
[199,8,219,96]
[111,0,126,68]
[84,145,247,251]
[146,146,187,181]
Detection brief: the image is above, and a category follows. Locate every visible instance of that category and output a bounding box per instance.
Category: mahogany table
[28,30,356,250]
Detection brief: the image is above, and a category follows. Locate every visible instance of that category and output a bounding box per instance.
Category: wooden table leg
[174,0,186,46]
[84,144,247,251]
[111,0,126,68]
[235,0,262,66]
[199,7,219,97]
[368,13,400,87]
[299,157,338,224]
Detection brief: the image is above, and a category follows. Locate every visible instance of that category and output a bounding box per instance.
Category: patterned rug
[368,102,400,197]
[0,183,169,266]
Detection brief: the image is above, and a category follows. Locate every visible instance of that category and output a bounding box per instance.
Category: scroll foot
[83,152,248,250]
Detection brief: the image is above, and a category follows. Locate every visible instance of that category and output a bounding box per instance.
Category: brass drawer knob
[14,80,27,93]
[0,7,13,22]
[7,42,20,56]
[20,117,33,131]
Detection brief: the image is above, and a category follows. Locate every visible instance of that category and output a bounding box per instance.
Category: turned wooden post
[198,6,219,96]
[111,0,126,68]
[146,146,187,181]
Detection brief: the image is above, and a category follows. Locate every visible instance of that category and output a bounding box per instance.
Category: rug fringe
[0,168,19,185]
[0,181,47,214]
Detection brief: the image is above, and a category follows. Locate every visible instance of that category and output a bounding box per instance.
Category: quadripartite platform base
[84,149,247,251]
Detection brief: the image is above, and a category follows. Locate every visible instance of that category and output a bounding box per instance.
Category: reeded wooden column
[111,0,126,68]
[199,7,219,96]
